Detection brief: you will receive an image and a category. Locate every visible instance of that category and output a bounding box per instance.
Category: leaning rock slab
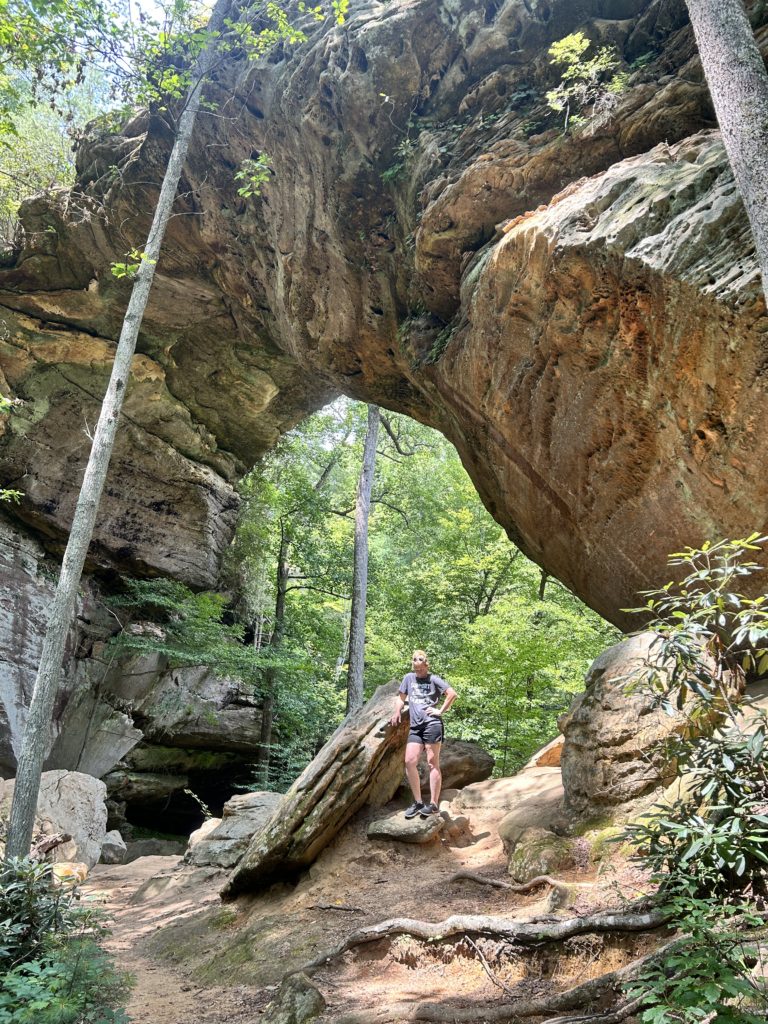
[186,791,282,868]
[222,682,409,897]
[0,770,107,868]
[367,811,445,844]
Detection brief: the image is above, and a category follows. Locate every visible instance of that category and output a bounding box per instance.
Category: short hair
[412,649,429,666]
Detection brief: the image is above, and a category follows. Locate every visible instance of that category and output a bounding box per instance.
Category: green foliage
[0,940,131,1024]
[380,161,404,184]
[545,31,629,133]
[624,535,768,707]
[626,884,764,1024]
[0,858,78,968]
[0,856,130,1024]
[621,537,768,1020]
[109,248,157,280]
[226,401,616,781]
[625,720,768,890]
[107,577,288,690]
[0,72,108,247]
[235,154,272,199]
[448,578,619,773]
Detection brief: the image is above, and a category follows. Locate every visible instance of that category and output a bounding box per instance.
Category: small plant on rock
[546,31,629,134]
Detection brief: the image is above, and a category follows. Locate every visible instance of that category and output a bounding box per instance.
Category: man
[390,650,457,819]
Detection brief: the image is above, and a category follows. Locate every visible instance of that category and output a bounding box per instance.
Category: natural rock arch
[1,0,767,629]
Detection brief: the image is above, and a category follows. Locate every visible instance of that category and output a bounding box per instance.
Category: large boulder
[222,682,409,897]
[0,769,107,868]
[505,827,577,884]
[559,633,686,818]
[186,791,282,868]
[417,738,494,793]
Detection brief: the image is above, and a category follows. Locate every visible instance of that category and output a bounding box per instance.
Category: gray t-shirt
[399,672,449,727]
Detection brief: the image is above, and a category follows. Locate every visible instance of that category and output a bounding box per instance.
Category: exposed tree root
[444,868,577,892]
[410,942,678,1023]
[327,953,664,1024]
[300,905,670,976]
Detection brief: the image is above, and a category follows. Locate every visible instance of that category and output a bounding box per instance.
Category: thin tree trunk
[6,0,231,858]
[685,0,768,307]
[346,405,379,715]
[538,570,548,600]
[254,527,290,785]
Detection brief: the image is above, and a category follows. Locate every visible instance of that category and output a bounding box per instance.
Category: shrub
[621,536,768,1021]
[0,940,131,1024]
[0,857,131,1022]
[0,859,80,969]
[546,31,629,133]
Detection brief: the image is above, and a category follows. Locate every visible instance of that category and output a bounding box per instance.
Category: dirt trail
[84,777,649,1024]
[86,857,269,1024]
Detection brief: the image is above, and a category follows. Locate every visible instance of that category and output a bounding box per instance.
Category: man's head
[411,650,430,677]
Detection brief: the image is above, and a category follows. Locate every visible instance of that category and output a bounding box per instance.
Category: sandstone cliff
[1,0,767,782]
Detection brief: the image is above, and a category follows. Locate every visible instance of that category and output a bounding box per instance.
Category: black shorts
[408,718,444,745]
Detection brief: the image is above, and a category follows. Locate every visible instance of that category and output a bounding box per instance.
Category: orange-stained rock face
[0,0,766,622]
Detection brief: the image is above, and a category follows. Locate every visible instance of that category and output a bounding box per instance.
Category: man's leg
[404,741,424,802]
[425,742,442,806]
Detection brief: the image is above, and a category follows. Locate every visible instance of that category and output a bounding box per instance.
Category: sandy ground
[84,777,654,1024]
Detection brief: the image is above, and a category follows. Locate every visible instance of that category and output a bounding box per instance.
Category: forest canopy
[111,401,620,787]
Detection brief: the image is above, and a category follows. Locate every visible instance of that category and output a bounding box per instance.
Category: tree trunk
[685,0,768,307]
[538,570,548,600]
[254,527,290,785]
[5,0,231,858]
[347,405,379,715]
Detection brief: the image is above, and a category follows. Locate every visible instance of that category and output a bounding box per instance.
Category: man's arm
[390,691,407,726]
[426,685,457,717]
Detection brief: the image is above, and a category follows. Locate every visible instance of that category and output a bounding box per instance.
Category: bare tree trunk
[685,0,768,307]
[5,0,231,858]
[346,405,379,715]
[254,527,290,785]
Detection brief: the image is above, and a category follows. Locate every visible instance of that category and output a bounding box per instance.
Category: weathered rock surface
[524,735,563,769]
[367,810,445,844]
[222,682,409,897]
[1,0,766,632]
[100,829,128,864]
[505,826,576,884]
[559,632,685,817]
[261,973,325,1024]
[123,838,186,862]
[186,791,282,868]
[455,766,564,814]
[416,738,493,793]
[0,769,107,867]
[0,514,142,778]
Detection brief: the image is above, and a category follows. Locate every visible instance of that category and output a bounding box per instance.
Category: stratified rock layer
[1,0,766,628]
